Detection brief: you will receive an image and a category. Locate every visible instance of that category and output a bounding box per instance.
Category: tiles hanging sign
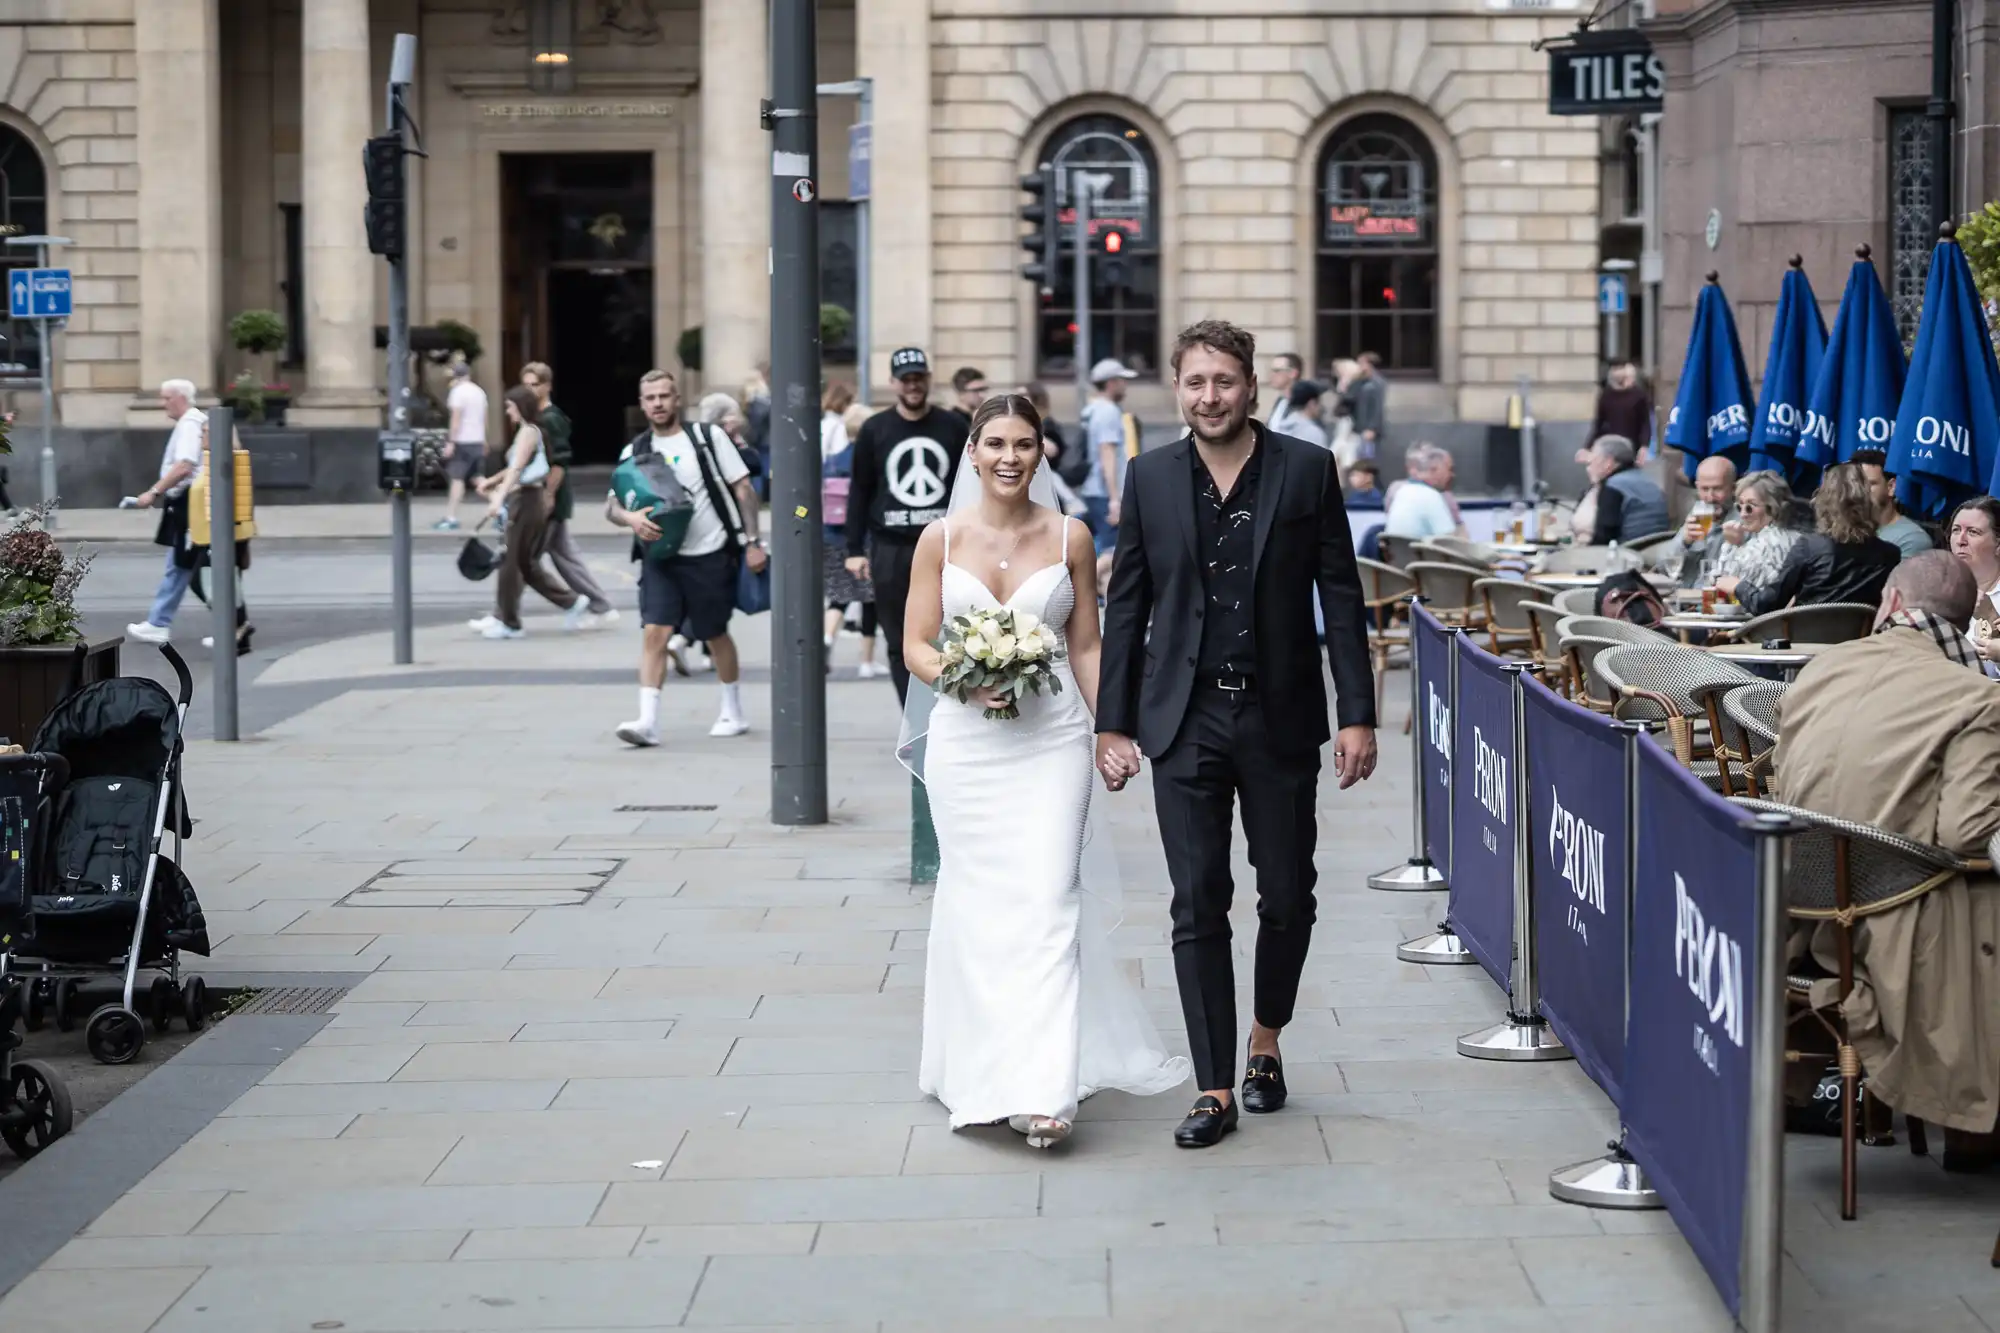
[1547,30,1665,116]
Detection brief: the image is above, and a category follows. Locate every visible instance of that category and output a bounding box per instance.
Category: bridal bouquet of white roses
[933,607,1065,720]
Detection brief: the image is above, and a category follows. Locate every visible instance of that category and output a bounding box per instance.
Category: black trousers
[870,538,919,704]
[1151,682,1321,1092]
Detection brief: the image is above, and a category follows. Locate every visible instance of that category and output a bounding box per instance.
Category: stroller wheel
[53,979,81,1033]
[23,980,46,1032]
[84,1005,145,1065]
[150,977,176,1033]
[183,978,207,1032]
[1,1059,72,1159]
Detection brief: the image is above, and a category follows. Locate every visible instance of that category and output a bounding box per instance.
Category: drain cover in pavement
[234,986,351,1015]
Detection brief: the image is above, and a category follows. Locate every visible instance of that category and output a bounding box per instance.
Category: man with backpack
[605,369,766,747]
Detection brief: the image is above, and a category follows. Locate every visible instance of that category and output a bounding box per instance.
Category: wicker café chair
[1405,562,1485,630]
[1693,679,1785,798]
[1720,602,1877,646]
[1734,797,1992,1223]
[1594,645,1755,785]
[1557,634,1628,713]
[1412,539,1492,572]
[1375,533,1420,571]
[1555,615,1672,647]
[1553,587,1600,617]
[1354,557,1417,722]
[1534,544,1646,576]
[1521,600,1570,690]
[1624,529,1679,558]
[1475,578,1545,657]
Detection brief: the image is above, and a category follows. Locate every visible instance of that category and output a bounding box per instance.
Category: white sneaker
[126,622,169,645]
[615,720,660,748]
[595,608,621,625]
[709,713,749,738]
[666,634,691,677]
[563,601,590,632]
[481,622,525,640]
[690,647,714,675]
[468,614,500,634]
[857,662,887,679]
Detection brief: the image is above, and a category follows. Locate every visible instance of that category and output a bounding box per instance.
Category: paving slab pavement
[0,616,1989,1332]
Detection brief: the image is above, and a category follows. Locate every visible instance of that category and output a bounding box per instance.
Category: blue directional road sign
[848,122,871,202]
[8,268,71,319]
[1598,273,1629,316]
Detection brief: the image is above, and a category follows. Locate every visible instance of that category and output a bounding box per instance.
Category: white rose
[1015,636,1044,661]
[1037,626,1059,651]
[978,617,1002,641]
[992,633,1018,663]
[962,633,988,659]
[1014,612,1041,637]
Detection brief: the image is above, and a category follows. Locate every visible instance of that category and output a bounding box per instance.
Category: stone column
[700,0,770,396]
[856,0,931,399]
[131,0,222,421]
[291,0,381,425]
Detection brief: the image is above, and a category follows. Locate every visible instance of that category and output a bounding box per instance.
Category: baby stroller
[0,749,72,1157]
[11,645,210,1065]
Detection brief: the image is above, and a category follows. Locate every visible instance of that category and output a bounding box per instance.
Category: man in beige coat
[1776,551,2000,1156]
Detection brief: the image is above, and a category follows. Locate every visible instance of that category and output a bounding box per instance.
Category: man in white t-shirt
[1080,357,1138,555]
[126,378,207,644]
[1382,442,1467,541]
[436,361,489,531]
[605,369,767,747]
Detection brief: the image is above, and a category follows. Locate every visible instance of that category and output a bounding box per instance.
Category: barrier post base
[1397,923,1476,966]
[1457,1012,1573,1062]
[1367,859,1447,892]
[1549,1143,1664,1210]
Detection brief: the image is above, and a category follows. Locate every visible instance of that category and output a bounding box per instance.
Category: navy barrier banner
[1447,635,1515,990]
[1412,602,1454,877]
[1524,675,1630,1105]
[1623,735,1760,1317]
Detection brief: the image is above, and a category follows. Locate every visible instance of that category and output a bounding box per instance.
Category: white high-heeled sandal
[1023,1116,1071,1149]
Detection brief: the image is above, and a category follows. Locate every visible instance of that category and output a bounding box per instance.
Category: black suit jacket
[1097,424,1377,760]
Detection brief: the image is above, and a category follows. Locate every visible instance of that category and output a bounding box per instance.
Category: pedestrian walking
[821,381,884,678]
[467,385,577,639]
[1346,351,1387,460]
[521,361,617,625]
[944,365,988,436]
[1264,352,1304,437]
[844,346,964,702]
[435,361,489,531]
[1080,357,1140,555]
[1591,361,1655,460]
[608,370,766,746]
[125,378,207,645]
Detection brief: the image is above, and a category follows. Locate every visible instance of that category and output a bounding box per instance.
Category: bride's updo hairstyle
[964,392,1043,450]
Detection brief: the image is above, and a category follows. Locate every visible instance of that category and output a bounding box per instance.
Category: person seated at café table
[1654,454,1737,586]
[1698,469,1800,589]
[1853,449,1935,559]
[1345,460,1384,508]
[1947,496,2000,672]
[1382,442,1468,541]
[1774,550,2000,1168]
[1581,433,1669,546]
[1715,463,1897,615]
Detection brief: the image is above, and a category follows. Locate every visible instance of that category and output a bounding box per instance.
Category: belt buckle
[1215,676,1245,693]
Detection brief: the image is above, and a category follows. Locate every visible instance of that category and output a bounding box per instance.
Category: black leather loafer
[1173,1094,1239,1149]
[1241,1054,1287,1114]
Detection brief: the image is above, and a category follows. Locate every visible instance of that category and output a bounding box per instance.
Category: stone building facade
[0,0,1617,500]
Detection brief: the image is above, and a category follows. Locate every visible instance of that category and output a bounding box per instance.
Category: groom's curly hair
[1172,319,1257,381]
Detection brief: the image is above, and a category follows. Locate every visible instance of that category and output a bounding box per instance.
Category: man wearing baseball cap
[843,346,965,702]
[1080,357,1139,554]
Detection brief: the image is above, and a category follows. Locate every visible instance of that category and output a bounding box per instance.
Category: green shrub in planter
[229,309,286,357]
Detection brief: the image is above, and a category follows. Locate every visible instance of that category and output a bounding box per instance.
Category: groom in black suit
[1096,319,1378,1148]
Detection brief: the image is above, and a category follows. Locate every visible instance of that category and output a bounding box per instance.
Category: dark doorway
[501,152,654,463]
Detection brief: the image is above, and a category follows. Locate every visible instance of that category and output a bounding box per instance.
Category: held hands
[1095,732,1143,792]
[1333,725,1378,790]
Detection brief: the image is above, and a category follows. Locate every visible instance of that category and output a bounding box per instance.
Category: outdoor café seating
[1474,577,1545,657]
[1405,562,1485,631]
[1718,602,1877,646]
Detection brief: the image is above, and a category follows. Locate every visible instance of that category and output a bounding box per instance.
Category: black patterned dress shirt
[1193,443,1262,678]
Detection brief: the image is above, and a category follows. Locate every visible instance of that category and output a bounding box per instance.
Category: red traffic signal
[1101,229,1124,255]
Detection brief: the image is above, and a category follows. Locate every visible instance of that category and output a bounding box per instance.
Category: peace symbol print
[886,438,951,508]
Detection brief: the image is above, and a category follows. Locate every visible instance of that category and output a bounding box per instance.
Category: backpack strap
[686,423,747,552]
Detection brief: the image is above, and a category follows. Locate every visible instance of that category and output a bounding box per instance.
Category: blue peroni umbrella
[1664,273,1756,480]
[1795,244,1906,491]
[1887,222,2000,519]
[1747,256,1827,478]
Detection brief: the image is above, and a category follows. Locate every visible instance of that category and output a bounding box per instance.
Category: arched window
[1035,114,1160,379]
[0,126,48,380]
[1315,114,1438,375]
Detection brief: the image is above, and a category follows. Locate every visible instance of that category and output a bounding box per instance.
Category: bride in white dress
[900,393,1190,1147]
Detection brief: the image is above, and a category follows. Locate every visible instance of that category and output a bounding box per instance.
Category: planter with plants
[226,310,291,425]
[0,502,119,747]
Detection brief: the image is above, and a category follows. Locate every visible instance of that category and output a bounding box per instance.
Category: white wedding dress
[915,517,1190,1127]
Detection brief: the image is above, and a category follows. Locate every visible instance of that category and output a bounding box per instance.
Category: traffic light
[363,134,406,260]
[1018,166,1054,292]
[1097,227,1127,287]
